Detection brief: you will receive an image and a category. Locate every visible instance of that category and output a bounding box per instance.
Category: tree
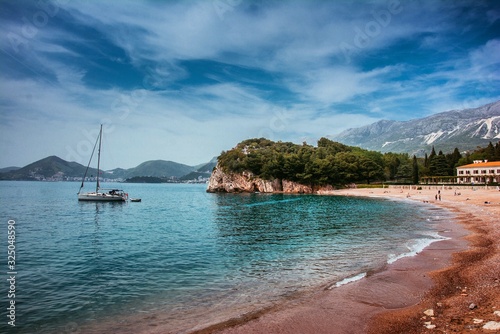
[396,161,412,181]
[412,155,419,184]
[446,148,462,176]
[429,154,449,176]
[429,146,437,161]
[358,157,384,184]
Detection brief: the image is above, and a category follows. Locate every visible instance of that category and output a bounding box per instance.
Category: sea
[0,181,452,333]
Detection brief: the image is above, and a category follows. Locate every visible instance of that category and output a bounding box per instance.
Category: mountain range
[0,156,217,182]
[2,100,499,181]
[331,100,500,155]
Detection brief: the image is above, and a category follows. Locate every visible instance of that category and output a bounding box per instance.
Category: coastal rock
[483,321,500,330]
[282,180,312,193]
[206,165,334,194]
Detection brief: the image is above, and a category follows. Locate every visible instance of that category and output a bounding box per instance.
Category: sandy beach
[204,186,500,334]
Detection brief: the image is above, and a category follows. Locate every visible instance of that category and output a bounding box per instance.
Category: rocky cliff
[206,165,335,194]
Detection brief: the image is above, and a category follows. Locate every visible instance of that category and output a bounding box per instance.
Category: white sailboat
[77,125,128,202]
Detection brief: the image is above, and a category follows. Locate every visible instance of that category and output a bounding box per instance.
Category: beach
[206,186,500,334]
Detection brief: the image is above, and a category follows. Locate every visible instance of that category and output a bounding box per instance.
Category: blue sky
[1,0,499,169]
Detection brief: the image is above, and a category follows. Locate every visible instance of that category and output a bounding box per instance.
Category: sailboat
[77,125,128,202]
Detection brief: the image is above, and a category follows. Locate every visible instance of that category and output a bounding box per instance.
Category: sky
[1,0,500,170]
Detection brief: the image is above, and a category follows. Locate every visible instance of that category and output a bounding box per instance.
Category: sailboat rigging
[77,125,128,202]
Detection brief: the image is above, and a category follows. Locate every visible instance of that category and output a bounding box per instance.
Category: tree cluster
[218,138,386,185]
[218,138,500,186]
[457,141,500,165]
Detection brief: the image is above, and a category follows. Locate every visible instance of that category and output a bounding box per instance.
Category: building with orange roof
[456,160,500,184]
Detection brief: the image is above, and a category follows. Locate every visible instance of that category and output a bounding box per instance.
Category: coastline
[205,186,500,333]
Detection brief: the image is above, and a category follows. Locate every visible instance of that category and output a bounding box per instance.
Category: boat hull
[78,192,127,202]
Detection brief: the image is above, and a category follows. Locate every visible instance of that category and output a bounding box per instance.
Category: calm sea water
[0,181,451,333]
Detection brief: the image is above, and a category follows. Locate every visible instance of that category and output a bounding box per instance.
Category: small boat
[77,125,128,202]
[130,198,142,202]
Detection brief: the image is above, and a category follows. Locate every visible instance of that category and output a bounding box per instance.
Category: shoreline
[205,187,500,333]
[74,186,500,333]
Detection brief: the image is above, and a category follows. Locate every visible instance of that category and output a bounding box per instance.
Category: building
[456,160,500,184]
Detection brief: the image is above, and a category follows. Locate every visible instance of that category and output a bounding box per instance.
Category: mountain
[332,100,500,155]
[0,166,20,173]
[0,156,212,181]
[0,156,100,181]
[121,160,195,179]
[194,157,218,173]
[179,157,218,182]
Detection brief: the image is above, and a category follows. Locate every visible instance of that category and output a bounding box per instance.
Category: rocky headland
[206,165,335,194]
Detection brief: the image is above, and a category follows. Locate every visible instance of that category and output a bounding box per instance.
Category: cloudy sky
[1,0,499,169]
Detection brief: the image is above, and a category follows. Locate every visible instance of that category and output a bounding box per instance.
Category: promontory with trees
[206,137,500,193]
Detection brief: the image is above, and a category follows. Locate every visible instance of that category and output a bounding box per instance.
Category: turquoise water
[0,181,450,333]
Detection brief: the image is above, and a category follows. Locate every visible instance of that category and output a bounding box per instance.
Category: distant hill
[123,160,195,179]
[0,156,100,181]
[331,100,500,155]
[0,166,20,173]
[179,157,217,181]
[195,157,218,172]
[0,156,214,182]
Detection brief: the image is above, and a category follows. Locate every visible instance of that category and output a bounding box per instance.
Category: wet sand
[204,186,500,334]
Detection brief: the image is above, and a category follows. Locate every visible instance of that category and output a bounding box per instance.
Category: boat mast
[96,124,103,193]
[78,125,101,195]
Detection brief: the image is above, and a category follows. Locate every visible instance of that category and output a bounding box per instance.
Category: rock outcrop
[206,165,335,194]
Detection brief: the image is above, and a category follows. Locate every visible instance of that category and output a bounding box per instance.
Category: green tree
[396,161,412,181]
[429,153,449,176]
[358,156,384,184]
[412,155,419,184]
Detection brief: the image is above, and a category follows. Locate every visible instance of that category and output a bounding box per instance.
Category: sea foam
[329,272,367,289]
[387,231,449,264]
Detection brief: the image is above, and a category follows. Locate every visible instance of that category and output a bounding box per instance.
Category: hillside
[0,156,212,182]
[111,160,195,179]
[0,166,20,173]
[213,137,385,188]
[0,156,100,181]
[332,100,500,155]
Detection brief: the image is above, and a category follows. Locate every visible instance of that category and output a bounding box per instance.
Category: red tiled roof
[457,161,500,169]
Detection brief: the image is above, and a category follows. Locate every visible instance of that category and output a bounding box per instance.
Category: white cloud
[1,0,499,169]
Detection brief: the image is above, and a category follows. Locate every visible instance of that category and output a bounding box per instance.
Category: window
[482,170,487,174]
[459,171,464,175]
[473,170,479,174]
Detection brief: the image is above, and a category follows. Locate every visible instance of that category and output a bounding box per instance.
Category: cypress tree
[412,155,419,184]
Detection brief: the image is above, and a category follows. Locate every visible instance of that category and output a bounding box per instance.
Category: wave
[328,272,367,289]
[387,231,450,264]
